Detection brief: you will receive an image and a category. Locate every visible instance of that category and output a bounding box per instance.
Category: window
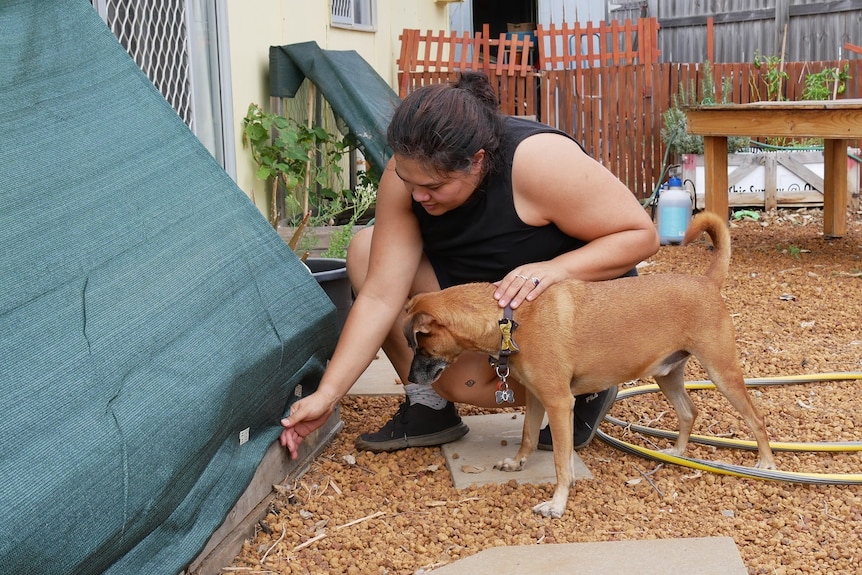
[331,0,376,30]
[90,0,236,177]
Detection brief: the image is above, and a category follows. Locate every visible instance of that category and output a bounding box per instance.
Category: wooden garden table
[685,99,862,238]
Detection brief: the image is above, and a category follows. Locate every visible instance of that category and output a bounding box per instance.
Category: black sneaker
[354,400,469,452]
[537,386,618,451]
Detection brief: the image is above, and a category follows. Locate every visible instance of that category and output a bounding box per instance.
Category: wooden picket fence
[535,18,661,69]
[397,22,862,200]
[397,24,538,117]
[396,19,660,118]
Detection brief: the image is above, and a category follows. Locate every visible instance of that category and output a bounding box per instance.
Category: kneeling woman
[279,72,659,458]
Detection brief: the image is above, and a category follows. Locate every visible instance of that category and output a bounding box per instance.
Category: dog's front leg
[532,395,576,519]
[494,391,544,472]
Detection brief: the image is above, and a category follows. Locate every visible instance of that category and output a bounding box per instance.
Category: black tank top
[412,116,588,287]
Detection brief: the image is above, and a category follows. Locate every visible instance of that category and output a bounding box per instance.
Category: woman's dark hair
[387,71,504,175]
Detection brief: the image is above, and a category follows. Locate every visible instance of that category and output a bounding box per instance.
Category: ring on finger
[531,277,540,287]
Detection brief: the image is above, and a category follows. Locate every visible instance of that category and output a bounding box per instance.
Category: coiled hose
[596,372,862,485]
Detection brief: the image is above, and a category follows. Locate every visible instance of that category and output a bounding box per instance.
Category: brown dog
[403,211,776,518]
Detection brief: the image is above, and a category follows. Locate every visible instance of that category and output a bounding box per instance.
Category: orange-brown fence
[397,25,538,116]
[535,18,660,69]
[397,25,862,201]
[539,64,659,203]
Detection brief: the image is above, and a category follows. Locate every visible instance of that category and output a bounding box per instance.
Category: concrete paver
[429,537,748,574]
[442,413,592,488]
[349,352,592,488]
[349,350,403,395]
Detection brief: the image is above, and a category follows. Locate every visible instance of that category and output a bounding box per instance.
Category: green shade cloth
[269,41,401,176]
[0,1,338,573]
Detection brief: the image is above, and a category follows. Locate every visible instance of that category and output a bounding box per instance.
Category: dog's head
[403,293,466,385]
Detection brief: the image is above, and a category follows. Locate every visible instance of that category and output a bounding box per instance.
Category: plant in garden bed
[661,62,749,157]
[750,53,849,102]
[291,180,376,260]
[750,52,850,147]
[241,103,376,260]
[802,63,850,101]
[750,50,789,103]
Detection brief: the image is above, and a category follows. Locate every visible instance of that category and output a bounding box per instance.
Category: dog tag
[495,382,515,404]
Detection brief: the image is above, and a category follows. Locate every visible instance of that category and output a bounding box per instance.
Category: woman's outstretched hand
[279,393,336,459]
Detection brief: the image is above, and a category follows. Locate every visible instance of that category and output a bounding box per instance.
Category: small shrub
[802,64,850,101]
[662,65,748,156]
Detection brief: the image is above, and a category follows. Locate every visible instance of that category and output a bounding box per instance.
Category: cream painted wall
[225,0,452,215]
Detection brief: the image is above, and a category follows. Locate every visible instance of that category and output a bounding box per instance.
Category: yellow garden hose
[596,372,862,484]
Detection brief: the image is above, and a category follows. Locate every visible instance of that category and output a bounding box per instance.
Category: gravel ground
[230,208,862,575]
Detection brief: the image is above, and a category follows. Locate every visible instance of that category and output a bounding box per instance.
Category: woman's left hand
[493,263,563,309]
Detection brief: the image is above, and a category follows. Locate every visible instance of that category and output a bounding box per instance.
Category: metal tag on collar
[495,379,515,404]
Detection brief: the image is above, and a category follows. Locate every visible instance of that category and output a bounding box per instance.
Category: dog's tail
[682,210,731,286]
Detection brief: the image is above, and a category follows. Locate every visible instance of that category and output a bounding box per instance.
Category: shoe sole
[354,422,470,453]
[537,386,619,451]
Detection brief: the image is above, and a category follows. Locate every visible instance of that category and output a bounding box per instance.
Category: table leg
[823,138,848,238]
[703,136,729,220]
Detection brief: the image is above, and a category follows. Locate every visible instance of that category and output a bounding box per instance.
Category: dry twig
[292,532,328,552]
[260,524,286,565]
[336,510,386,529]
[635,465,665,498]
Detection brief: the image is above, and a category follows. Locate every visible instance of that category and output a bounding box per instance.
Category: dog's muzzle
[408,352,448,385]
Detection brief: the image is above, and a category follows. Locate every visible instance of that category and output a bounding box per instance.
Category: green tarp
[0,1,338,573]
[269,41,401,176]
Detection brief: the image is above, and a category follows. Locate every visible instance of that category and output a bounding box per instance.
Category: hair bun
[453,72,499,110]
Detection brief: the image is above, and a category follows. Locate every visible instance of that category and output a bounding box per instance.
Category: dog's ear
[402,312,435,349]
[412,312,435,334]
[404,291,429,315]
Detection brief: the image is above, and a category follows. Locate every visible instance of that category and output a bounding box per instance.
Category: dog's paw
[532,500,565,518]
[493,457,525,472]
[754,458,777,470]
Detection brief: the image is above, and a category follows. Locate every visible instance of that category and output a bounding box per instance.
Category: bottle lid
[668,176,682,187]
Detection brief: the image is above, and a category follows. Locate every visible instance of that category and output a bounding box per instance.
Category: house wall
[538,0,606,25]
[225,1,450,213]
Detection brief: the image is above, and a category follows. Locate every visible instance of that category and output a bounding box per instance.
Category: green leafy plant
[241,102,351,228]
[241,103,376,260]
[751,50,789,102]
[319,182,376,259]
[802,64,850,101]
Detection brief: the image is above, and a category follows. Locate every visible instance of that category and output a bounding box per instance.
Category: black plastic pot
[305,257,352,333]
